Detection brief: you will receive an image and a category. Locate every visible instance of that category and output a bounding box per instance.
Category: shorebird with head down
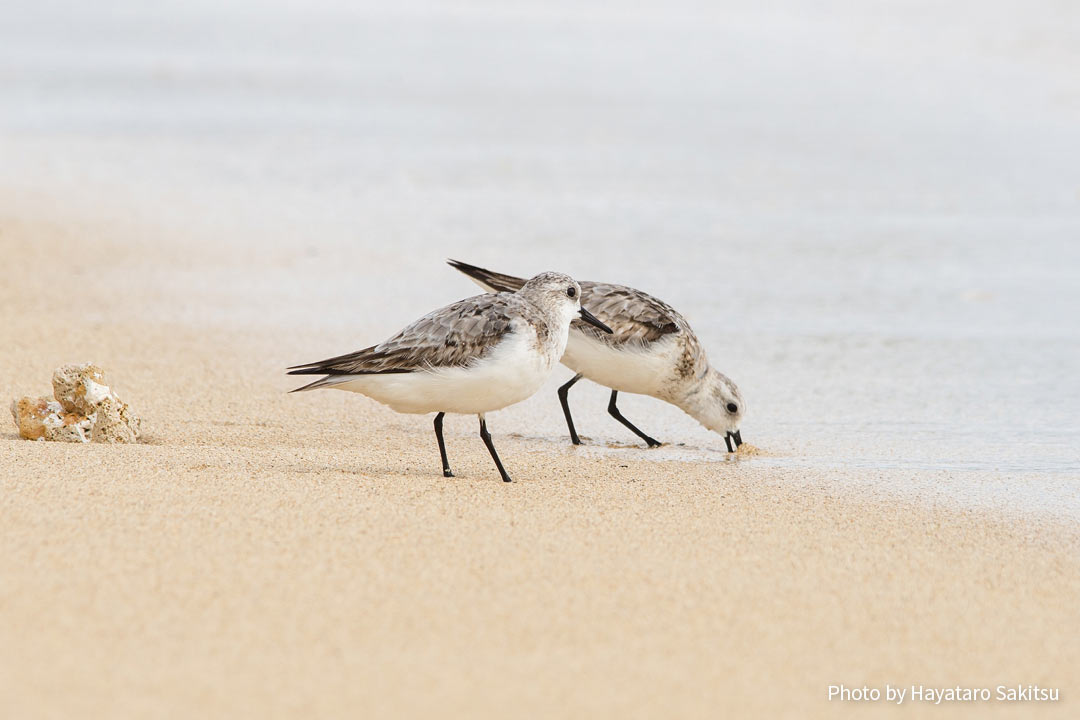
[288,271,612,482]
[448,260,745,452]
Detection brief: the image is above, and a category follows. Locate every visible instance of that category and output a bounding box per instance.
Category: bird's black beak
[579,307,613,334]
[725,430,743,453]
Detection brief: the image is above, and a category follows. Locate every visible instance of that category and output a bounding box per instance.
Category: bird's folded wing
[288,294,518,375]
[576,282,683,345]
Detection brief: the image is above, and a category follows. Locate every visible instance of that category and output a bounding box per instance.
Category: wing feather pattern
[288,293,522,390]
[573,282,682,346]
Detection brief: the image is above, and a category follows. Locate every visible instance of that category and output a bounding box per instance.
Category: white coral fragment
[12,364,141,444]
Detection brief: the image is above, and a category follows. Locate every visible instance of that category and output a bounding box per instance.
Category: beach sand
[3,206,1079,718]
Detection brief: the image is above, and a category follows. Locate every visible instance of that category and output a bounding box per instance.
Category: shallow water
[2,1,1078,513]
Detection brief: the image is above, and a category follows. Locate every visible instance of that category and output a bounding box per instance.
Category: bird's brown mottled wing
[288,293,521,376]
[576,282,707,379]
[574,283,681,344]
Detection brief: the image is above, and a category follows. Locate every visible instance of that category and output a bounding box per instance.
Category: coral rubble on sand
[10,363,141,443]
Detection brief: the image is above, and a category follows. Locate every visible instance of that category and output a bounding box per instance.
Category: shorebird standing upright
[448,260,745,452]
[288,272,613,482]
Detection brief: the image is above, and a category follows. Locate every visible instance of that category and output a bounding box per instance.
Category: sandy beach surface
[4,1,1080,717]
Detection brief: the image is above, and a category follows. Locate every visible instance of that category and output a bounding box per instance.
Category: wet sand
[3,207,1079,718]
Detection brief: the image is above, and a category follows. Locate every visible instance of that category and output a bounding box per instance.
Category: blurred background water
[2,1,1078,511]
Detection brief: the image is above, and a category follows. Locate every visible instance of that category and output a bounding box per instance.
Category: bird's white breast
[561,330,678,397]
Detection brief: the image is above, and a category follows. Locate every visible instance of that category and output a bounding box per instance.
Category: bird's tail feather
[446,259,526,294]
[288,374,356,393]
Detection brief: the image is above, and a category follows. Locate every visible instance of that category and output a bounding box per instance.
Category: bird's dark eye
[726,403,738,413]
[567,286,577,299]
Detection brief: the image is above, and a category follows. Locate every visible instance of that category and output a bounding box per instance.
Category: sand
[2,205,1079,719]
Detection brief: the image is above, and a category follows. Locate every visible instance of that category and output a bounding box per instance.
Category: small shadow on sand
[602,440,668,450]
[178,419,285,428]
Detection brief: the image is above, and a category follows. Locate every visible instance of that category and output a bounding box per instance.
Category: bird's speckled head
[519,272,582,322]
[685,369,745,448]
[519,272,612,335]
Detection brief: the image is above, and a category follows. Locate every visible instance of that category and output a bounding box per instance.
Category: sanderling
[288,272,613,482]
[448,260,745,452]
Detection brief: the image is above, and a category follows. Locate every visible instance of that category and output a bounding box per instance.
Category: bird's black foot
[434,412,455,477]
[558,374,584,446]
[608,391,662,449]
[478,415,513,483]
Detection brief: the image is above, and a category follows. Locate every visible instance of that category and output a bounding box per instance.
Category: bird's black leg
[434,412,453,477]
[478,414,512,483]
[557,373,584,445]
[607,390,661,447]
